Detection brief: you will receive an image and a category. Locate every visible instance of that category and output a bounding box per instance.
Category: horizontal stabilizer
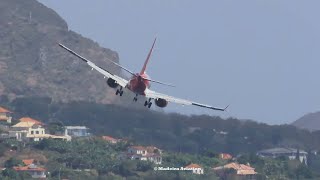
[142,77,175,87]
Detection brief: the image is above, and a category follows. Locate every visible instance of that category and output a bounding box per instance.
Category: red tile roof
[19,117,43,125]
[0,107,12,113]
[224,163,254,170]
[185,163,202,169]
[220,153,233,160]
[13,166,46,172]
[22,159,34,166]
[102,136,117,141]
[213,162,257,175]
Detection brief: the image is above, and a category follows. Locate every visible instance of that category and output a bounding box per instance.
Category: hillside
[4,96,320,155]
[1,96,320,179]
[292,111,320,131]
[0,0,121,104]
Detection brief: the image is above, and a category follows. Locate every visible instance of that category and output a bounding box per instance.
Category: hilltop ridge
[0,0,121,104]
[292,111,320,131]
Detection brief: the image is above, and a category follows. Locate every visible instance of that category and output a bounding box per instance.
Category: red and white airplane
[59,38,228,111]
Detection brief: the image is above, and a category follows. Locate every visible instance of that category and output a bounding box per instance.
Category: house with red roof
[184,163,204,174]
[128,146,148,156]
[0,106,12,124]
[102,136,122,144]
[22,159,35,166]
[213,162,257,179]
[19,117,44,126]
[219,153,233,160]
[124,145,162,164]
[13,159,46,178]
[9,121,71,142]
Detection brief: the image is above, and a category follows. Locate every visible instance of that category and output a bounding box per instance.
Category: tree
[4,158,23,168]
[295,164,313,179]
[0,143,8,157]
[1,168,19,179]
[117,160,138,177]
[136,161,153,172]
[47,121,65,135]
[296,148,300,161]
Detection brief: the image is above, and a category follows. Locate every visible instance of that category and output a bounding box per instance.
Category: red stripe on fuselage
[127,73,150,95]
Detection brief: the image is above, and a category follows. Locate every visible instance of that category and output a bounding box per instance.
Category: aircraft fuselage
[127,73,150,95]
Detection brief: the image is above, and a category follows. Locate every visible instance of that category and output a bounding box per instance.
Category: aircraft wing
[58,43,128,88]
[145,89,228,111]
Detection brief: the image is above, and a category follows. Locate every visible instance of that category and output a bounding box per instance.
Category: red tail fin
[140,38,157,74]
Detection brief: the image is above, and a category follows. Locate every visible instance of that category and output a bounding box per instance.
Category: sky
[38,0,320,125]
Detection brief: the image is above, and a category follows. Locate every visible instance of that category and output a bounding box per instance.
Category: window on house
[31,131,34,134]
[36,131,39,134]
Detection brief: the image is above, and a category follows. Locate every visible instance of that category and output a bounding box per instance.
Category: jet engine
[107,78,118,88]
[155,98,168,108]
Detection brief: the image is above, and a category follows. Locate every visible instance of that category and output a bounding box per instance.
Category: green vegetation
[0,138,220,179]
[0,96,320,179]
[5,96,320,155]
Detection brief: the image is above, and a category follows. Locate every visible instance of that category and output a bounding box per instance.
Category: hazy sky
[38,0,320,124]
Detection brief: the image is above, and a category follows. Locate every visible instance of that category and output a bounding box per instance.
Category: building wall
[128,148,147,155]
[0,112,12,123]
[30,171,46,178]
[258,152,308,164]
[192,168,204,174]
[65,128,89,137]
[9,130,28,141]
[28,127,45,135]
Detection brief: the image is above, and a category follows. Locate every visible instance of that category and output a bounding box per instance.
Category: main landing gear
[144,98,152,108]
[116,87,124,96]
[133,94,138,102]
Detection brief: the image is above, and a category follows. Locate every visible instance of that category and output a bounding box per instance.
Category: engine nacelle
[155,98,168,108]
[107,78,118,88]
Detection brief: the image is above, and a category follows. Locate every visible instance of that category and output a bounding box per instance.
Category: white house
[257,147,308,165]
[213,162,257,179]
[14,164,46,178]
[9,121,35,141]
[10,122,71,142]
[65,126,90,137]
[184,163,204,175]
[0,107,12,124]
[128,146,148,156]
[125,146,162,164]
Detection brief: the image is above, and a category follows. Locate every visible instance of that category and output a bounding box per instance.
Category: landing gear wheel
[148,102,152,108]
[116,87,124,96]
[144,101,148,106]
[133,94,138,102]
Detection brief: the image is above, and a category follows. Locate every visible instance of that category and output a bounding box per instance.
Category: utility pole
[29,12,32,23]
[58,167,61,180]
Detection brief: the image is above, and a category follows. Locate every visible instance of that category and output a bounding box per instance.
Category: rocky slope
[0,0,121,104]
[292,111,320,131]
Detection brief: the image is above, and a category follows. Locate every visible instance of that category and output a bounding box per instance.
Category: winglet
[223,105,230,111]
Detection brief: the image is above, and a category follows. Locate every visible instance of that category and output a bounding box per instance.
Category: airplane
[58,38,228,111]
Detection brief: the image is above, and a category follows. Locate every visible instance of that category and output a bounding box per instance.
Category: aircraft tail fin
[140,38,157,74]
